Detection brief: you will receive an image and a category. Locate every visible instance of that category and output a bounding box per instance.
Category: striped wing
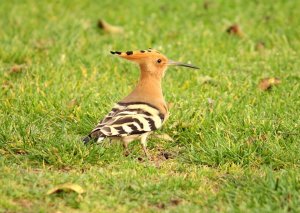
[90,102,165,138]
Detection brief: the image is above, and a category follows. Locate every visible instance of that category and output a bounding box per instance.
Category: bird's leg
[140,133,151,159]
[142,145,150,159]
[123,141,130,156]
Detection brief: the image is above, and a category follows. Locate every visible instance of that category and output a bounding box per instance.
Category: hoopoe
[83,49,199,158]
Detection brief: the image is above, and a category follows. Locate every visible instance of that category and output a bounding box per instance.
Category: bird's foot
[142,146,153,160]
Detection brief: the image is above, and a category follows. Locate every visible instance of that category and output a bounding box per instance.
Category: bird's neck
[136,71,164,99]
[121,68,167,113]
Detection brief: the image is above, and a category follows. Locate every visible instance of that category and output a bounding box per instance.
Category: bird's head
[110,49,199,78]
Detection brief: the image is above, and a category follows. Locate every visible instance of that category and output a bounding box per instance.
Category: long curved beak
[168,60,199,69]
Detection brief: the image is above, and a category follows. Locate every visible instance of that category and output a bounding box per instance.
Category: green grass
[1,0,300,212]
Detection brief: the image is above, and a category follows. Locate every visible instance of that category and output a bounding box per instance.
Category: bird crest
[110,48,162,60]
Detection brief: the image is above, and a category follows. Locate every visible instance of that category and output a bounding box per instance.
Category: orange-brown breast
[121,71,168,115]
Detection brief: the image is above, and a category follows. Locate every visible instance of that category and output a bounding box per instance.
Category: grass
[0,0,300,212]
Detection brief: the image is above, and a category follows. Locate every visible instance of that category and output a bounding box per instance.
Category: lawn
[0,0,300,212]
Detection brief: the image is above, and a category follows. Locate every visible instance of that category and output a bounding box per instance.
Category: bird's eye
[157,59,162,63]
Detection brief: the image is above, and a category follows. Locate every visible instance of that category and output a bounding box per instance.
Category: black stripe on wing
[118,101,165,121]
[89,101,166,139]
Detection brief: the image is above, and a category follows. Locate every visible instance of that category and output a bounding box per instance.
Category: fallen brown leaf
[170,198,182,206]
[259,77,281,91]
[46,183,85,195]
[226,24,243,37]
[10,64,27,74]
[97,19,124,34]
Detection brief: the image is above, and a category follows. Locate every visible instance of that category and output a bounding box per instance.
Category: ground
[0,0,300,212]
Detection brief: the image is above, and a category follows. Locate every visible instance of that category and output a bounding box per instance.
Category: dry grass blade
[152,134,174,142]
[67,98,78,109]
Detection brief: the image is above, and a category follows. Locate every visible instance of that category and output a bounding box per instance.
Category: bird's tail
[82,131,105,144]
[82,134,92,144]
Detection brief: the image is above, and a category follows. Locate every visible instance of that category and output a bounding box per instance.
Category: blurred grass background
[0,0,299,212]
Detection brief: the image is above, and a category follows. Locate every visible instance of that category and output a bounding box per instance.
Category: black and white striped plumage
[83,102,165,144]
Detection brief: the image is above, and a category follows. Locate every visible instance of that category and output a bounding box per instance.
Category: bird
[83,49,199,158]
